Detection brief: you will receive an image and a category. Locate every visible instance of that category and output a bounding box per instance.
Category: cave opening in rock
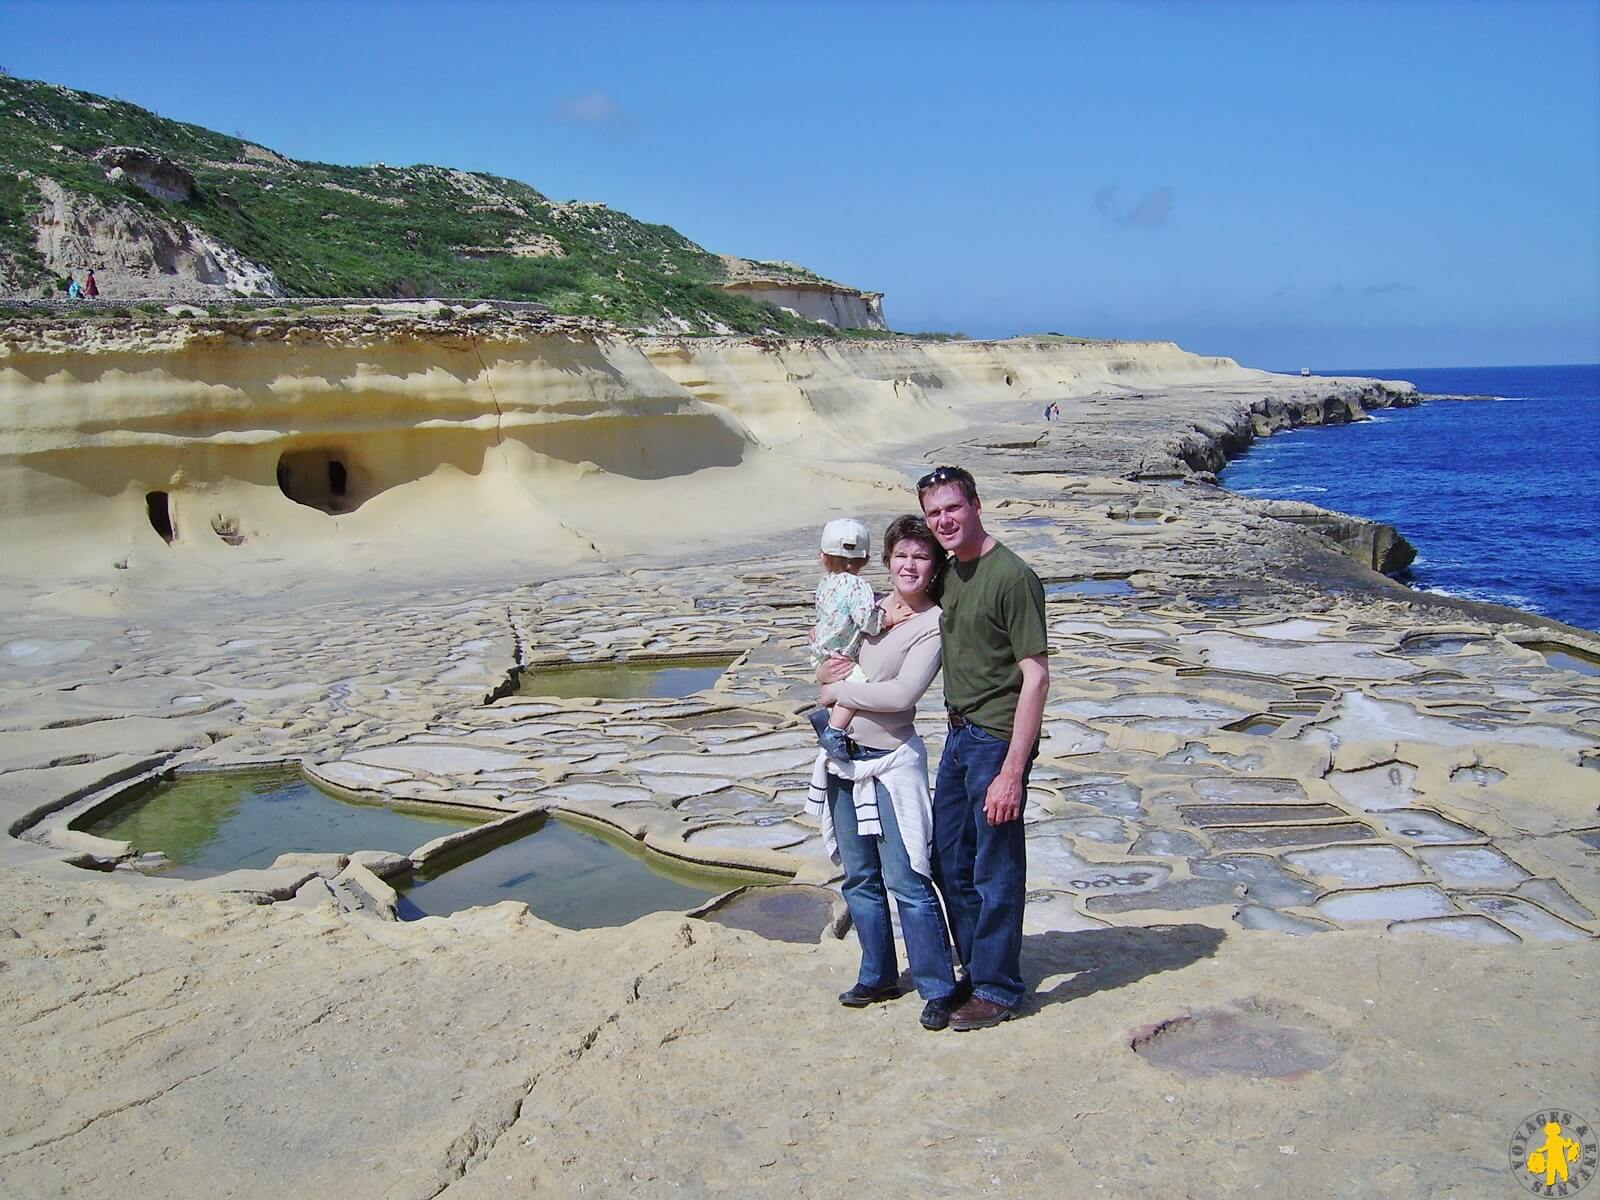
[277,449,352,513]
[145,491,175,543]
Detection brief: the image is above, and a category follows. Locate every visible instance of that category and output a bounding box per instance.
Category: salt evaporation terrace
[21,531,1596,948]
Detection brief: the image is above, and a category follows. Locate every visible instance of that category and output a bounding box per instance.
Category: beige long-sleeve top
[827,604,942,750]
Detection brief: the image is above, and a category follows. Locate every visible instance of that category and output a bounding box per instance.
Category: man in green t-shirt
[918,465,1049,1031]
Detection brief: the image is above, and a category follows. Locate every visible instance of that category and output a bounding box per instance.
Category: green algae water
[516,656,735,700]
[80,767,483,874]
[398,815,746,927]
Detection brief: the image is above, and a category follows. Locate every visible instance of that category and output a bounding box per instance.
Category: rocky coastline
[1,321,1595,1198]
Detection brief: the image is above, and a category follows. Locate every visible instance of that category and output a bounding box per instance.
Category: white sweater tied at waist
[803,737,935,879]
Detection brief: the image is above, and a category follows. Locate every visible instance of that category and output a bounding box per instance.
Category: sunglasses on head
[917,465,974,492]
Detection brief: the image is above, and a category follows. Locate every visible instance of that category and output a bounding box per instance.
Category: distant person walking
[84,269,98,298]
[917,464,1049,1031]
[65,275,82,300]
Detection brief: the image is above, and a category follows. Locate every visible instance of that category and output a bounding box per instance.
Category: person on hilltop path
[84,269,98,298]
[917,465,1049,1032]
[65,275,81,299]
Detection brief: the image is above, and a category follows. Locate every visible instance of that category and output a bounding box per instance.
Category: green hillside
[0,73,841,333]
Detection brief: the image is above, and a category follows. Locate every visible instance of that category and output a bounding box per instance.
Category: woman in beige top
[813,515,965,1031]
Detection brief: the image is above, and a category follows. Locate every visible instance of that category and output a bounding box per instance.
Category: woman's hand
[816,653,855,684]
[820,683,838,706]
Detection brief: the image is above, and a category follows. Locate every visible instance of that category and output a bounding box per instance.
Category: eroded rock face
[94,145,197,203]
[29,177,284,299]
[717,280,887,330]
[1261,501,1418,575]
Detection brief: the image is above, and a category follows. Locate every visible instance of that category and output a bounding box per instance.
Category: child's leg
[829,664,868,730]
[811,662,868,760]
[809,707,852,760]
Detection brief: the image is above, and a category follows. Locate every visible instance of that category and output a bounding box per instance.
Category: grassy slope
[0,74,841,333]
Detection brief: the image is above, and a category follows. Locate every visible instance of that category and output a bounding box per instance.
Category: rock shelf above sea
[0,320,1595,1199]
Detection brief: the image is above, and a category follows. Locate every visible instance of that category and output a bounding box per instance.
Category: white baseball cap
[820,517,871,559]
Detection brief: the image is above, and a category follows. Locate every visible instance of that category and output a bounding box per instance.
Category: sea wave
[1418,583,1547,614]
[1236,484,1328,497]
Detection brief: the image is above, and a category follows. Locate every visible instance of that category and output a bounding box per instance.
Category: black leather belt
[946,708,970,731]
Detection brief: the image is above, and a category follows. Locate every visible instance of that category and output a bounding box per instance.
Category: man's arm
[983,653,1049,825]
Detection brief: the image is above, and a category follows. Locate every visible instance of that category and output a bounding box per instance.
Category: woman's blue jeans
[827,745,958,1001]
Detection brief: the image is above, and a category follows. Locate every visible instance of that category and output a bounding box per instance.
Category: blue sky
[3,0,1597,368]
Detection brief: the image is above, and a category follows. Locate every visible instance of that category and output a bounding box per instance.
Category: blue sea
[1221,364,1600,633]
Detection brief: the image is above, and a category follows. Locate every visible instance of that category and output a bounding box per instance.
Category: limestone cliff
[716,280,886,330]
[0,319,1403,578]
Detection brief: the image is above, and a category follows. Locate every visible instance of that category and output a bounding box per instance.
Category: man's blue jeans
[932,723,1029,1009]
[827,745,958,1001]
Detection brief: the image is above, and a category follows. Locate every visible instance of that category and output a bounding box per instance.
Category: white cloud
[550,89,629,133]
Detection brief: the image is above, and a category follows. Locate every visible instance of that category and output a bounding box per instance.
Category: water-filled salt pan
[1313,694,1593,751]
[1285,845,1426,887]
[1240,620,1337,641]
[1372,810,1483,844]
[1462,896,1591,942]
[1182,633,1414,681]
[1415,845,1531,888]
[1315,883,1454,922]
[1388,915,1520,944]
[1054,695,1252,722]
[1193,777,1307,803]
[1211,823,1373,851]
[1038,720,1109,755]
[1235,906,1334,935]
[1053,619,1168,641]
[635,773,733,798]
[633,748,816,776]
[1515,878,1595,923]
[1188,855,1319,907]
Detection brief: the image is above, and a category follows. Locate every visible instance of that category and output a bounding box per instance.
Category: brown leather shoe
[949,995,1018,1031]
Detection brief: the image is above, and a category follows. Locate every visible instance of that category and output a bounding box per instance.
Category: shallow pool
[1046,578,1136,598]
[1527,643,1600,677]
[79,767,483,875]
[516,656,736,699]
[398,815,751,927]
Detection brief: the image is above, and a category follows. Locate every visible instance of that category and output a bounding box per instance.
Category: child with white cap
[808,517,886,759]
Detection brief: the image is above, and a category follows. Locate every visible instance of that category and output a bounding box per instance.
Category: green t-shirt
[938,541,1048,738]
